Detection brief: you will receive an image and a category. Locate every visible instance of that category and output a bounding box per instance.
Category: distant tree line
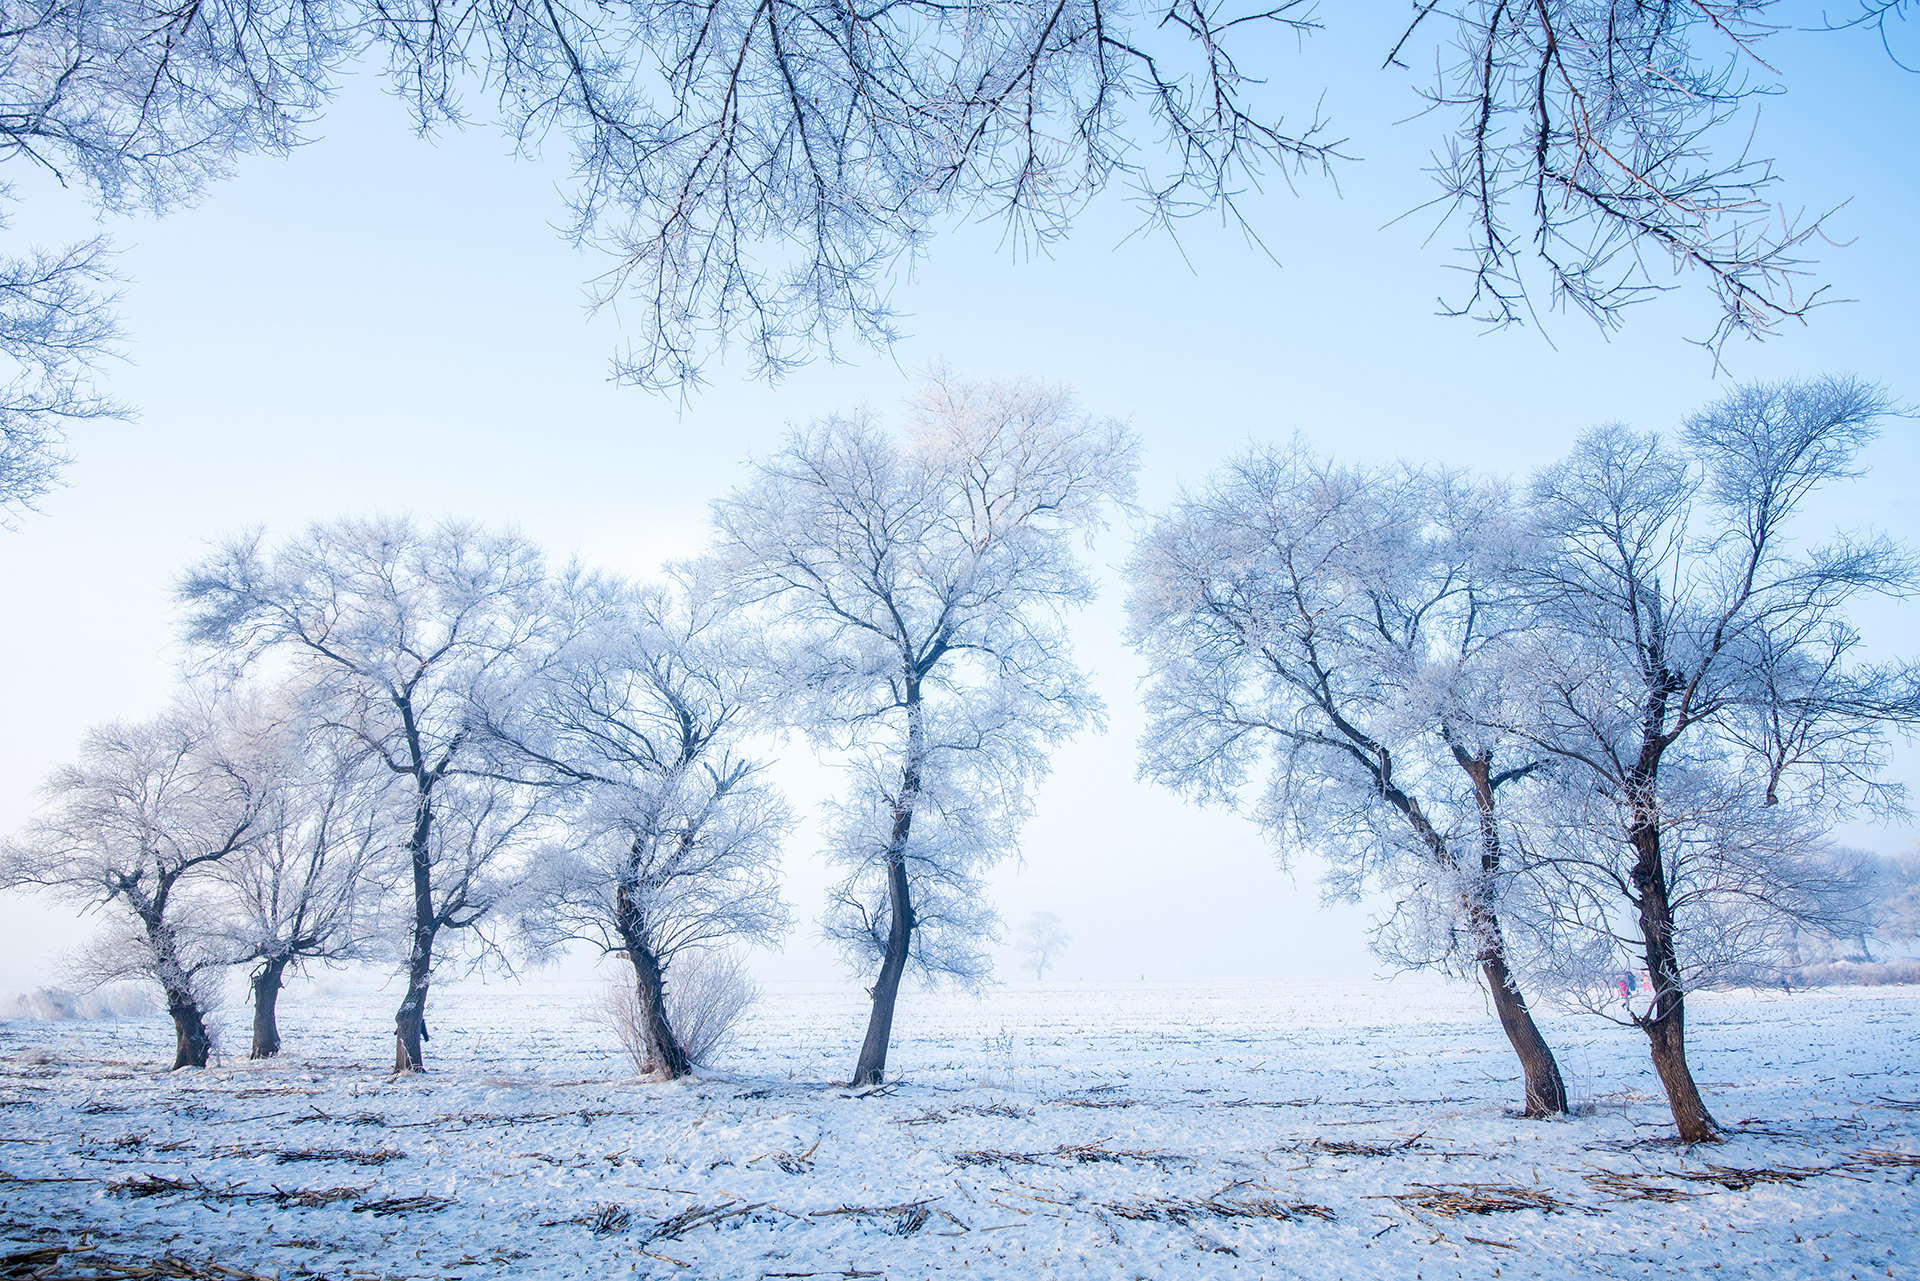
[4,371,1915,1147]
[1,371,1134,1090]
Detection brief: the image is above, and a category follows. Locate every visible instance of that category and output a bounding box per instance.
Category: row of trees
[1,373,1135,1087]
[1129,375,1914,1141]
[4,373,1912,1146]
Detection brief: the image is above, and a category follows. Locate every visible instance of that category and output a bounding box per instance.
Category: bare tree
[177,517,554,1071]
[711,372,1136,1085]
[351,0,1910,369]
[1868,847,1920,949]
[359,0,1336,390]
[0,1,339,212]
[1128,445,1571,1117]
[1013,911,1071,982]
[508,571,791,1080]
[1507,376,1913,1141]
[215,717,397,1058]
[0,700,269,1068]
[1808,845,1920,960]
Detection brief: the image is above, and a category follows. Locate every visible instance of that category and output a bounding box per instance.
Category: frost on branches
[1127,444,1569,1115]
[0,700,271,1068]
[1496,378,1915,1142]
[213,710,397,1059]
[505,571,792,1080]
[178,517,555,1071]
[711,372,1137,1085]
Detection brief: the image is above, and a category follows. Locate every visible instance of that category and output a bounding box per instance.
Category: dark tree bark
[138,878,220,1071]
[1629,801,1719,1143]
[1475,921,1569,1117]
[851,852,914,1087]
[249,955,290,1059]
[393,952,432,1074]
[166,988,213,1070]
[626,944,690,1079]
[1456,750,1569,1118]
[1373,743,1569,1118]
[616,883,690,1079]
[851,684,924,1088]
[394,791,437,1073]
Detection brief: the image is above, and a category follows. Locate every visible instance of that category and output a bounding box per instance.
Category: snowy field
[2,976,1917,1280]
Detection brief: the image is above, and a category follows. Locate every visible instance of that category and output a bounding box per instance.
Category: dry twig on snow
[350,1194,454,1216]
[953,1140,1183,1169]
[1670,1164,1831,1191]
[1848,1149,1920,1169]
[1377,1183,1568,1217]
[1311,1136,1422,1157]
[1582,1169,1708,1203]
[1103,1194,1336,1224]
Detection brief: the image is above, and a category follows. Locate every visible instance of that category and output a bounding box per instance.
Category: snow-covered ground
[3,975,1916,1279]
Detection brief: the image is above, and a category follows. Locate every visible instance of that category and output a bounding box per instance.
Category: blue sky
[1,9,1916,992]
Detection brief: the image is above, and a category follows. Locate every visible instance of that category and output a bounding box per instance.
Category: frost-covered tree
[216,721,396,1058]
[0,701,270,1068]
[178,517,554,1071]
[1506,377,1914,1142]
[712,373,1136,1085]
[506,571,790,1080]
[1128,446,1571,1116]
[1013,911,1071,982]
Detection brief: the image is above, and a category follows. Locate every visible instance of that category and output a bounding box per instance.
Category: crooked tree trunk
[142,878,216,1070]
[617,885,690,1079]
[851,852,914,1086]
[393,942,433,1074]
[1473,912,1569,1117]
[166,987,213,1070]
[1454,751,1568,1117]
[850,683,924,1088]
[250,956,290,1059]
[1629,811,1719,1142]
[394,793,437,1073]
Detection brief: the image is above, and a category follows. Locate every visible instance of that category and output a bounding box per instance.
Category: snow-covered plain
[3,976,1916,1279]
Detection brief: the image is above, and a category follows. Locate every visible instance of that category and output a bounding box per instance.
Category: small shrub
[599,949,760,1072]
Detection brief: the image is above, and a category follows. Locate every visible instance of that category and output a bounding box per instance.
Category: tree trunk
[1476,925,1569,1117]
[616,882,691,1079]
[1426,749,1570,1116]
[850,683,924,1088]
[851,853,914,1086]
[1630,808,1719,1143]
[1645,996,1717,1142]
[393,954,432,1074]
[1456,753,1568,1117]
[166,989,212,1070]
[626,941,691,1080]
[250,956,289,1059]
[394,792,437,1073]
